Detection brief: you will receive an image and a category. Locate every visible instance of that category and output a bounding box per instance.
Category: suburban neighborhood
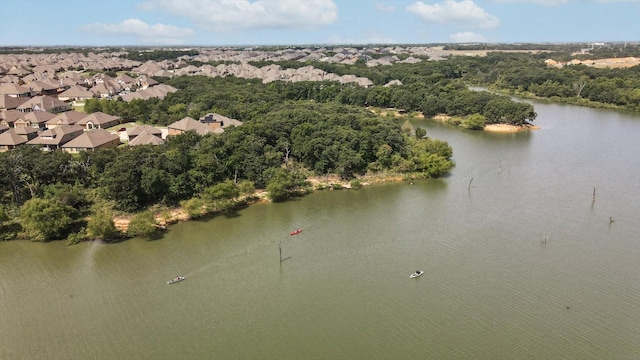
[0,45,431,152]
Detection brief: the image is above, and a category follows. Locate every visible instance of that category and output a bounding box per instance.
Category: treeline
[0,101,453,242]
[459,52,640,111]
[123,49,200,62]
[86,74,537,128]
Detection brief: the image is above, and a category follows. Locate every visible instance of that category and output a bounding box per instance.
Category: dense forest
[0,99,454,243]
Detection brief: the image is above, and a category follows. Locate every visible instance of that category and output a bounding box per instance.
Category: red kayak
[290,229,303,236]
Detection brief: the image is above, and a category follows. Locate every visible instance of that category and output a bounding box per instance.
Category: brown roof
[16,95,70,112]
[78,112,121,126]
[62,128,120,149]
[0,128,28,146]
[128,125,162,137]
[168,117,213,136]
[46,110,88,126]
[0,83,31,96]
[0,109,23,125]
[27,125,84,146]
[0,94,24,110]
[22,110,56,124]
[58,85,94,99]
[128,131,165,146]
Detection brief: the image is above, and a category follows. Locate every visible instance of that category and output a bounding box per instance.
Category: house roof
[0,94,24,109]
[21,110,56,124]
[168,117,213,136]
[25,80,58,93]
[0,82,31,96]
[14,126,38,136]
[27,125,84,146]
[0,109,23,124]
[16,95,69,112]
[78,112,120,126]
[200,112,243,129]
[128,125,162,137]
[46,110,88,126]
[128,131,164,146]
[58,85,93,98]
[62,128,120,149]
[0,128,29,146]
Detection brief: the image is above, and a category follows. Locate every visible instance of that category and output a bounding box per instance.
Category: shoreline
[484,123,540,132]
[113,172,411,234]
[431,114,539,132]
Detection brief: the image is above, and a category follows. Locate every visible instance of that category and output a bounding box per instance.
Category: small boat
[290,229,303,236]
[167,276,185,284]
[409,271,424,279]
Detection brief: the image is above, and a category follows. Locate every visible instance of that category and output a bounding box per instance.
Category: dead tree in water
[279,241,291,263]
[468,177,474,192]
[593,187,596,201]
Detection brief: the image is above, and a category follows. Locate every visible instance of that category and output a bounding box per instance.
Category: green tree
[20,198,76,241]
[265,168,295,202]
[87,208,119,241]
[463,113,486,130]
[126,211,158,238]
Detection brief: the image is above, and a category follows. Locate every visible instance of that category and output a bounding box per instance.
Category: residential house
[128,130,164,146]
[0,123,8,134]
[127,125,162,141]
[0,94,24,110]
[0,127,38,152]
[77,112,121,130]
[61,129,120,153]
[27,125,84,151]
[16,95,72,113]
[0,109,23,127]
[45,110,88,128]
[90,82,118,98]
[0,83,31,97]
[167,117,213,136]
[199,112,243,133]
[24,80,58,96]
[57,85,94,103]
[14,111,56,129]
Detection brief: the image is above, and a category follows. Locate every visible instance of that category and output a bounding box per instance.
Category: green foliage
[87,208,119,241]
[66,228,88,245]
[19,198,76,242]
[462,113,486,130]
[204,180,240,200]
[0,205,8,223]
[350,179,362,189]
[126,211,158,238]
[265,168,295,202]
[180,197,207,218]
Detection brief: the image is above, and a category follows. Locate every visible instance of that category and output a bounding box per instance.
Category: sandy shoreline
[432,114,539,132]
[484,123,540,132]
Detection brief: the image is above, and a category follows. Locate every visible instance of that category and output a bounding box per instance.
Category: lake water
[1,100,639,359]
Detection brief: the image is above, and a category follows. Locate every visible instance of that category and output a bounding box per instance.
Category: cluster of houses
[0,100,242,152]
[0,50,248,153]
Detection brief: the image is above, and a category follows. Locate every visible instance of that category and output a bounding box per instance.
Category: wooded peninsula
[1,43,638,243]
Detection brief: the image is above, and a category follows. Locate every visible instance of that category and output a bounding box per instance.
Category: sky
[0,0,638,46]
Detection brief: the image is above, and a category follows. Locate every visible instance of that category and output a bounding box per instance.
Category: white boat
[167,276,185,284]
[409,271,424,279]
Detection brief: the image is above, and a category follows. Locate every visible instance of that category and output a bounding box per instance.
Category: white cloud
[81,19,194,44]
[327,32,397,45]
[407,0,500,29]
[489,0,569,5]
[449,31,489,42]
[375,2,396,12]
[490,0,639,4]
[138,0,338,32]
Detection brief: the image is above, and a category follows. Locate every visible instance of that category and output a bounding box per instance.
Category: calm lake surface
[1,100,639,359]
